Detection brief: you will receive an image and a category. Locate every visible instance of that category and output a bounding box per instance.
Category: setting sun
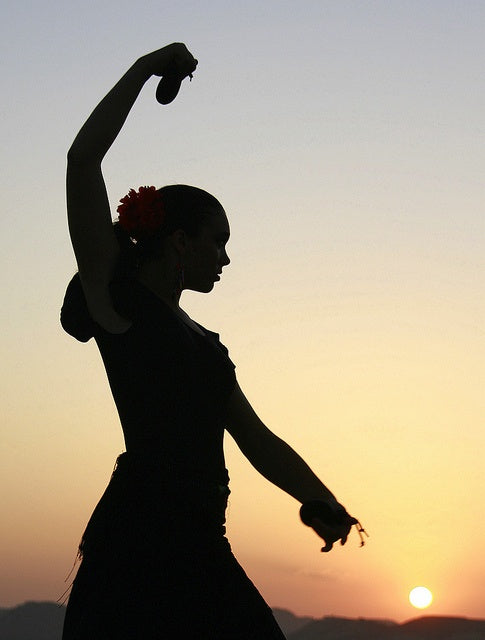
[409,587,433,609]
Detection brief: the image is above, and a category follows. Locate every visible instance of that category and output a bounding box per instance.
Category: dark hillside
[1,602,484,640]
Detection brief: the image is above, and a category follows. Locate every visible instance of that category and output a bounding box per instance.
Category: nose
[221,247,230,266]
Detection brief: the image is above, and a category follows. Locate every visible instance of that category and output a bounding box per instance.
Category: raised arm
[226,383,363,551]
[66,43,197,330]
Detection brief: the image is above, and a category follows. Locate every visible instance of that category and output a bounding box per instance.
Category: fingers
[146,43,197,79]
[186,56,198,76]
[311,516,350,553]
[172,53,197,78]
[154,45,198,104]
[169,43,197,77]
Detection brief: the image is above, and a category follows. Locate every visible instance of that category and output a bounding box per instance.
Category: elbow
[66,145,84,165]
[229,420,272,466]
[67,145,102,166]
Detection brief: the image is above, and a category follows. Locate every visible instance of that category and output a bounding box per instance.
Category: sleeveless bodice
[61,274,236,484]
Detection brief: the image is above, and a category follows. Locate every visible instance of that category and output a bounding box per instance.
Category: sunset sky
[1,0,484,623]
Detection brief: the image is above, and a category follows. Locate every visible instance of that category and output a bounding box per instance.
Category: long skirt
[62,453,286,639]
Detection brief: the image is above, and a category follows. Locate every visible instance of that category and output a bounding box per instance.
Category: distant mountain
[399,616,485,640]
[286,615,396,639]
[0,602,65,640]
[0,601,484,640]
[272,608,314,635]
[283,612,485,640]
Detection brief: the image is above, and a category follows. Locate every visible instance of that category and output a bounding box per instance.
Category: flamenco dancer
[61,43,366,639]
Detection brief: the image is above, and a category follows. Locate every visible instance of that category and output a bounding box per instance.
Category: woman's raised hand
[140,43,198,104]
[143,43,197,78]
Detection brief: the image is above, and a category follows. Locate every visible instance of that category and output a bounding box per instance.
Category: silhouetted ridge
[287,615,396,639]
[0,602,65,640]
[272,608,315,635]
[1,602,485,639]
[400,615,485,638]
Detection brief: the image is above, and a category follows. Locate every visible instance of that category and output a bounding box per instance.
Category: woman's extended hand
[309,514,354,553]
[300,500,366,552]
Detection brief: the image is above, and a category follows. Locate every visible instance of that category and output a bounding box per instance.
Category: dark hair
[113,184,224,274]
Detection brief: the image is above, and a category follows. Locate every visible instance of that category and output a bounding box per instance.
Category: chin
[188,282,215,294]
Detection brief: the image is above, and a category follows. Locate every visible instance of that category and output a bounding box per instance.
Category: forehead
[203,211,230,235]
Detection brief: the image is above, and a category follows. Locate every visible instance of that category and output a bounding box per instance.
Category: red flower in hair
[116,186,165,240]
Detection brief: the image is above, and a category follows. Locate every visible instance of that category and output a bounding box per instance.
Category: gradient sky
[1,0,484,623]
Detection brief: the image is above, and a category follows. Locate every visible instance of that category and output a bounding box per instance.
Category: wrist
[301,491,339,509]
[300,500,352,527]
[132,55,155,81]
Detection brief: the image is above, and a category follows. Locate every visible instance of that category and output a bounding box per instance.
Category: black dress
[60,275,286,639]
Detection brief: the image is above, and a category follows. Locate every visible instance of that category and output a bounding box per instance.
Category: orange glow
[2,1,484,625]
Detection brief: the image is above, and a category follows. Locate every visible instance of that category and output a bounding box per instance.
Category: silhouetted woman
[61,43,364,640]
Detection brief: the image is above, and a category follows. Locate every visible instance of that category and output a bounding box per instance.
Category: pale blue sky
[1,0,484,619]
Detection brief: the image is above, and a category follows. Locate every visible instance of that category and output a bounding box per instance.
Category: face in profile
[183,211,231,293]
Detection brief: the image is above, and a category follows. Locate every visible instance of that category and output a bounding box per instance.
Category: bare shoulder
[97,312,133,334]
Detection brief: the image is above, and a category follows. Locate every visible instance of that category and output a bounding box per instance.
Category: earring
[175,260,185,297]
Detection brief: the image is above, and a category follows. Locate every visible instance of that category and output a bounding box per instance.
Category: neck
[136,259,182,310]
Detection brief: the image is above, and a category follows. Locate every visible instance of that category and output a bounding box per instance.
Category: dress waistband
[77,452,230,561]
[111,451,230,492]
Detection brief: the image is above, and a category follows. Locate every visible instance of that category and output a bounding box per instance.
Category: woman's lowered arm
[226,382,360,551]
